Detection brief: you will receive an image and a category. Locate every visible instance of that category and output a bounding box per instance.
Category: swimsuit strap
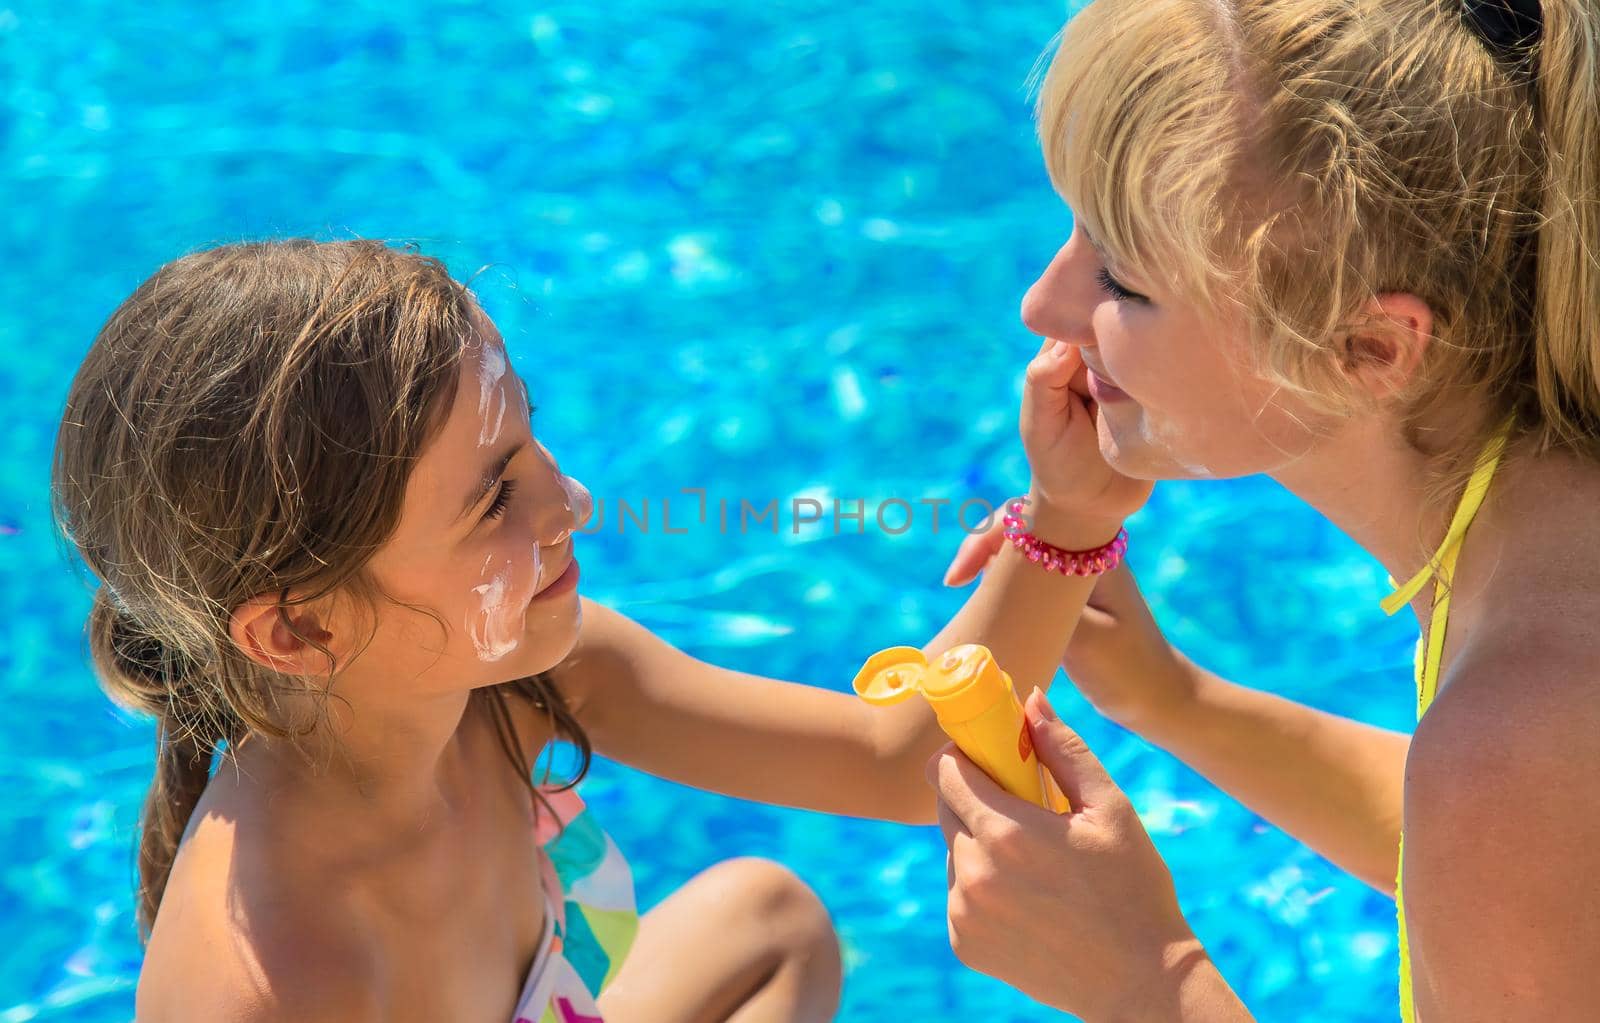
[1380,422,1513,711]
[1387,420,1514,1022]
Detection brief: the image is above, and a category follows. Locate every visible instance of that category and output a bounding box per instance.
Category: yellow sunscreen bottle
[853,644,1069,813]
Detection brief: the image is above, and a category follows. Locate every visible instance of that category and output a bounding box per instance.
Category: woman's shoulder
[1400,605,1600,1005]
[1419,607,1600,771]
[1407,611,1600,843]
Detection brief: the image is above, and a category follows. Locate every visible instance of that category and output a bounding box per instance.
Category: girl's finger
[942,532,986,587]
[943,520,1005,587]
[1023,343,1089,429]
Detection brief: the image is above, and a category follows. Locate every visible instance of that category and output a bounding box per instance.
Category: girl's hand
[927,690,1234,1021]
[1021,339,1153,525]
[944,521,1197,732]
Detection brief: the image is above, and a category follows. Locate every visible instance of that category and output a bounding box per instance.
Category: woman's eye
[483,479,517,521]
[1094,267,1147,304]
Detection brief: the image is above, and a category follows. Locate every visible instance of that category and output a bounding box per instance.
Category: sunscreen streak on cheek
[1141,406,1218,479]
[477,344,509,447]
[468,554,529,662]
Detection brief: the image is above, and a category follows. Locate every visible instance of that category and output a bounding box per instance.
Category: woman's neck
[1271,415,1468,629]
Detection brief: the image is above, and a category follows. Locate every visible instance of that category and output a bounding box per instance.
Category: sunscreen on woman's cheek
[1144,413,1216,479]
[854,644,1070,813]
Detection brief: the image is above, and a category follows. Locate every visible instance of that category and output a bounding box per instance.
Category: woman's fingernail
[1031,687,1059,722]
[1050,340,1072,358]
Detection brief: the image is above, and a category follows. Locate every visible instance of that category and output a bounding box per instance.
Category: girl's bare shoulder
[135,799,382,1023]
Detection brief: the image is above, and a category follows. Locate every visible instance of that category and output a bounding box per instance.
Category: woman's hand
[945,521,1198,731]
[927,691,1245,1022]
[1021,339,1153,527]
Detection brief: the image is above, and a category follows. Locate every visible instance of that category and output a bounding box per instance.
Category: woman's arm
[931,688,1255,1022]
[951,533,1410,890]
[1139,663,1410,893]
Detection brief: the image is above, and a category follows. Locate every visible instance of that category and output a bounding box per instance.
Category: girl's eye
[1095,267,1147,304]
[483,479,517,521]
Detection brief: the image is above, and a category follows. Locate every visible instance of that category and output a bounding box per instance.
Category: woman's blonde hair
[1038,0,1598,481]
[52,239,589,936]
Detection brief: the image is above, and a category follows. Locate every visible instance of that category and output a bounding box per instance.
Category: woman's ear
[228,595,338,676]
[1341,292,1435,399]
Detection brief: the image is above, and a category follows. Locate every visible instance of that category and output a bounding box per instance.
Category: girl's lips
[532,559,580,600]
[1086,368,1132,403]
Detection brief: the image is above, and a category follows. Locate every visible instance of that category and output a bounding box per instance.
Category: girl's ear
[1340,292,1435,400]
[228,595,339,676]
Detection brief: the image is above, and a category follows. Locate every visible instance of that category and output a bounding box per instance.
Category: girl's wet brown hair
[51,238,589,936]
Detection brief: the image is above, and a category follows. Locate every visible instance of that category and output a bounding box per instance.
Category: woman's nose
[1020,235,1098,347]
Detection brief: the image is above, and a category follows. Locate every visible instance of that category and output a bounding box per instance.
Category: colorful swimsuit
[511,788,639,1023]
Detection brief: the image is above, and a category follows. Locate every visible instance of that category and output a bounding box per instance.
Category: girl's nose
[542,474,593,546]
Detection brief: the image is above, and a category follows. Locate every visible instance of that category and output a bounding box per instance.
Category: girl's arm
[555,340,1150,824]
[557,496,1117,826]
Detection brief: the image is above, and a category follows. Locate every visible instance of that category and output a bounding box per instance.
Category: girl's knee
[711,857,840,966]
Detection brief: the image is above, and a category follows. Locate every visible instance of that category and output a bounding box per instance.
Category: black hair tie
[110,603,195,684]
[1461,0,1543,69]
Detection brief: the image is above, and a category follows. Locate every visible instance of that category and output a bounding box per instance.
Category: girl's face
[1022,221,1328,481]
[349,313,591,694]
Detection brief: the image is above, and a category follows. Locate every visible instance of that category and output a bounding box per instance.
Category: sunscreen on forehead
[853,644,1069,813]
[477,343,509,447]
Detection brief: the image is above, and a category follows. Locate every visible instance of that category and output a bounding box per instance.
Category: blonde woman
[934,0,1600,1019]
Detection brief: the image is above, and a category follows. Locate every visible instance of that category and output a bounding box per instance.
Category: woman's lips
[1086,368,1132,403]
[532,559,580,601]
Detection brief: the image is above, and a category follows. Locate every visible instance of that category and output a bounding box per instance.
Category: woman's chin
[1097,419,1159,480]
[1099,413,1214,482]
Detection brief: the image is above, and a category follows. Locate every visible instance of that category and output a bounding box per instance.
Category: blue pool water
[1,2,1422,1019]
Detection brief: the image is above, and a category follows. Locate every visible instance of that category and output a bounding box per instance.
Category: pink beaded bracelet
[1001,500,1128,576]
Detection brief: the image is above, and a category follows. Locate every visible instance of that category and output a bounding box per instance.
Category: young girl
[53,238,1146,1022]
[931,0,1600,1019]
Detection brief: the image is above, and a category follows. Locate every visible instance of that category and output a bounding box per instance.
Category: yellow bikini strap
[1379,424,1512,617]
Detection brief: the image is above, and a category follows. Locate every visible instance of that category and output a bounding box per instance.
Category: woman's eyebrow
[1081,226,1145,282]
[1081,226,1113,262]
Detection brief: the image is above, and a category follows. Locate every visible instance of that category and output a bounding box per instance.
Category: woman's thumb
[1024,688,1122,810]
